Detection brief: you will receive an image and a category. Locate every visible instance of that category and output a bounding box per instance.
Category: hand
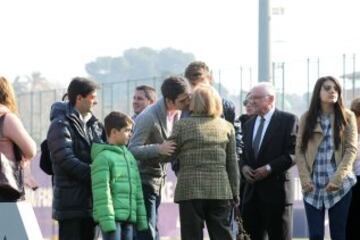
[302,182,314,193]
[21,159,30,168]
[242,165,256,183]
[232,195,240,207]
[253,166,270,181]
[158,140,176,156]
[325,182,339,192]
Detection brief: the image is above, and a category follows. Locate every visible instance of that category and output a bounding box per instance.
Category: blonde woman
[295,76,357,240]
[0,76,36,201]
[169,84,239,240]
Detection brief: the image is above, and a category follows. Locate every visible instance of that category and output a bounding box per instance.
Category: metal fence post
[353,54,356,99]
[307,58,310,107]
[343,54,346,101]
[240,67,243,115]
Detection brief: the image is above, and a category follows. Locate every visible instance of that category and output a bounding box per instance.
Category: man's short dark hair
[184,61,210,83]
[135,85,157,102]
[104,111,133,137]
[161,76,190,102]
[67,77,99,106]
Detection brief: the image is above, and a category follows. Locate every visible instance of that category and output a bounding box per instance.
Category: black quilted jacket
[47,103,105,220]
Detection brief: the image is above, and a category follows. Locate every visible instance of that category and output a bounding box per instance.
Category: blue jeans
[304,190,352,240]
[136,184,161,240]
[101,222,133,240]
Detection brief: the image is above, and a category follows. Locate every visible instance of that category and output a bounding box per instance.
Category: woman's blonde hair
[189,83,223,117]
[0,76,18,114]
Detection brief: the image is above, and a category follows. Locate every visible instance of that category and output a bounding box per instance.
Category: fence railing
[17,54,360,145]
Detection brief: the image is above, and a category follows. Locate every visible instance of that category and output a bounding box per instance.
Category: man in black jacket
[183,61,236,123]
[47,77,106,240]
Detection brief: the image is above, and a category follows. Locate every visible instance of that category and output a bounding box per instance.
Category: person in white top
[0,76,37,202]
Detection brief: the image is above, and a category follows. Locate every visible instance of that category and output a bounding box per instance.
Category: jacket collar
[153,98,180,138]
[314,112,335,134]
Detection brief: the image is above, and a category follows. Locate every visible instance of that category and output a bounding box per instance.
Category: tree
[85,47,195,83]
[13,72,52,94]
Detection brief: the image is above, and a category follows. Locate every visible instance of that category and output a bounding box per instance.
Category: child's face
[113,125,133,145]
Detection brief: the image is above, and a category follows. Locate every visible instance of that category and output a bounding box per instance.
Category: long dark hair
[300,76,347,152]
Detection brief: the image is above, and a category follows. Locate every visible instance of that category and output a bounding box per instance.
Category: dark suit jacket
[240,109,298,206]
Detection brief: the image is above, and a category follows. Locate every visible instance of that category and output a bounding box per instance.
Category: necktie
[253,117,265,159]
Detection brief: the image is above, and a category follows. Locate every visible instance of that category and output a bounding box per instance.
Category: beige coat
[295,109,358,189]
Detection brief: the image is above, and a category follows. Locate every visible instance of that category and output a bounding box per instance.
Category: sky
[1,0,360,91]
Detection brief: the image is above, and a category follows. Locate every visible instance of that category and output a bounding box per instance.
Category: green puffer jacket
[91,143,148,232]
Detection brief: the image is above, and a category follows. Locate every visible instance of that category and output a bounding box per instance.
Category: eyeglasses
[250,95,269,100]
[242,99,249,106]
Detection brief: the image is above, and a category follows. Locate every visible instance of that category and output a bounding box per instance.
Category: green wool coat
[91,143,148,232]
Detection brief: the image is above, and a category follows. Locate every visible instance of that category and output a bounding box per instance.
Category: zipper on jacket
[124,150,132,221]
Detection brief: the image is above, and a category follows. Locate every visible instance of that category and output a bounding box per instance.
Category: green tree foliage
[85,47,195,83]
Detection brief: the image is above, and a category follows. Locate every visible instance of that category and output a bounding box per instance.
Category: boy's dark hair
[184,61,210,83]
[136,85,157,102]
[67,77,99,106]
[161,76,190,102]
[104,111,133,137]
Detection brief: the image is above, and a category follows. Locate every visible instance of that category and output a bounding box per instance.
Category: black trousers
[179,199,233,240]
[347,176,360,240]
[242,197,293,240]
[59,217,96,240]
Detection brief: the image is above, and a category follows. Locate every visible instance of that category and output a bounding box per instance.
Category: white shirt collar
[258,106,275,122]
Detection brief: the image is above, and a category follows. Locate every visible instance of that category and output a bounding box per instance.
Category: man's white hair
[252,82,276,97]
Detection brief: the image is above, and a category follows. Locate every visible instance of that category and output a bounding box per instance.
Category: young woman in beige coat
[295,76,357,240]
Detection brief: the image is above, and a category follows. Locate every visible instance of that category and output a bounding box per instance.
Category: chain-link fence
[17,55,360,145]
[17,54,360,239]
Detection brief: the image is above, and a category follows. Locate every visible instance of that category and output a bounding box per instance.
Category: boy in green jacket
[91,111,148,240]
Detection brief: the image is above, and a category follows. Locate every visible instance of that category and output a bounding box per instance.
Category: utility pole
[258,0,271,82]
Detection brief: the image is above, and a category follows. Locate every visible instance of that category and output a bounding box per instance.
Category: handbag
[235,206,251,240]
[0,114,24,200]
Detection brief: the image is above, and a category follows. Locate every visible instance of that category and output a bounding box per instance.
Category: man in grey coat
[128,76,191,240]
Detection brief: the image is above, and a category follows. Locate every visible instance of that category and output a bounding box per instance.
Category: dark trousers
[304,190,352,240]
[179,199,233,240]
[137,184,161,240]
[347,177,360,240]
[59,217,96,240]
[101,222,133,240]
[242,198,293,240]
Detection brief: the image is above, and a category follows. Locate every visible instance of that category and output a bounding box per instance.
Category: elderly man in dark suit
[240,83,298,240]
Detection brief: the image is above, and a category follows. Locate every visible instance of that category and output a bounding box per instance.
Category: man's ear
[164,97,175,108]
[110,128,118,136]
[268,95,275,103]
[207,72,213,85]
[76,95,82,103]
[164,97,170,105]
[73,95,82,107]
